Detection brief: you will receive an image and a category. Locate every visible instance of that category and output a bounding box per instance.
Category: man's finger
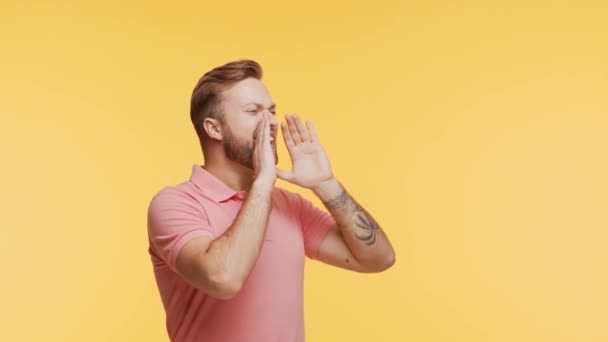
[256,115,267,152]
[287,114,302,144]
[281,121,295,149]
[276,168,295,182]
[263,113,271,151]
[306,120,319,143]
[293,114,310,142]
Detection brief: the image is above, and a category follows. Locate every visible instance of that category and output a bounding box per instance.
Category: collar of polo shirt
[189,164,249,203]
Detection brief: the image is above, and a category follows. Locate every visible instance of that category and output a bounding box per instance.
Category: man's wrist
[251,178,275,196]
[312,177,341,202]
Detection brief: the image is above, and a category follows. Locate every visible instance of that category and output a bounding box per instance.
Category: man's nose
[265,111,278,126]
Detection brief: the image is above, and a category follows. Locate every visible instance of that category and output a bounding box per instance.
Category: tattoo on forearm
[353,207,378,245]
[322,184,379,246]
[322,185,356,213]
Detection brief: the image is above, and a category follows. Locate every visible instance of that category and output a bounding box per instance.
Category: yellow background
[1,1,606,341]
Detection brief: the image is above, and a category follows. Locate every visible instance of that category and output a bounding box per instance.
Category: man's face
[219,77,278,169]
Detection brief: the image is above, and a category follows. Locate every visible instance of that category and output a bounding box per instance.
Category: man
[147,59,396,342]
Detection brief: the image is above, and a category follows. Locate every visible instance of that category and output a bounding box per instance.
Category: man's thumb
[276,168,295,182]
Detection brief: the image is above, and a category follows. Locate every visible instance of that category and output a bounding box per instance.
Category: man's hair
[190,59,263,147]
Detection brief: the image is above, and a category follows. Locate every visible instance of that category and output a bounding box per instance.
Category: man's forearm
[203,181,272,287]
[313,178,395,268]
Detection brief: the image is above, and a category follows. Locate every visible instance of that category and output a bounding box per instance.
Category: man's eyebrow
[243,102,276,109]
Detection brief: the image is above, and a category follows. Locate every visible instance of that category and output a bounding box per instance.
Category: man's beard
[223,124,277,170]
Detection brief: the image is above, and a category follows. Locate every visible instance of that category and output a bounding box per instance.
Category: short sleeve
[296,193,336,260]
[147,187,216,272]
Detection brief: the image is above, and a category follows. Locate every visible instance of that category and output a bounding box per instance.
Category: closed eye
[247,109,276,115]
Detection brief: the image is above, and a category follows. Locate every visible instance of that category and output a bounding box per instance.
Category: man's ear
[203,118,223,142]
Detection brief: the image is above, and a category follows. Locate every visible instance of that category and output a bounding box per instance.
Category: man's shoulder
[273,186,302,201]
[273,187,309,214]
[148,181,199,209]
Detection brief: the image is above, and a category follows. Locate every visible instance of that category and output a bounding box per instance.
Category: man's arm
[176,112,277,300]
[275,113,395,273]
[176,181,272,299]
[313,178,395,272]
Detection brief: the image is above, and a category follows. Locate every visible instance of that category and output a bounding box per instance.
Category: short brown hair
[190,59,263,146]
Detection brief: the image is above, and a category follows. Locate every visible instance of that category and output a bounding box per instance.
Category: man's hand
[276,113,334,190]
[252,112,276,191]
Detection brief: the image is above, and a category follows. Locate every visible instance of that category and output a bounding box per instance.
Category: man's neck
[202,159,255,193]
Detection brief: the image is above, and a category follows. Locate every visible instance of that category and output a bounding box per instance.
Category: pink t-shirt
[147,164,335,342]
